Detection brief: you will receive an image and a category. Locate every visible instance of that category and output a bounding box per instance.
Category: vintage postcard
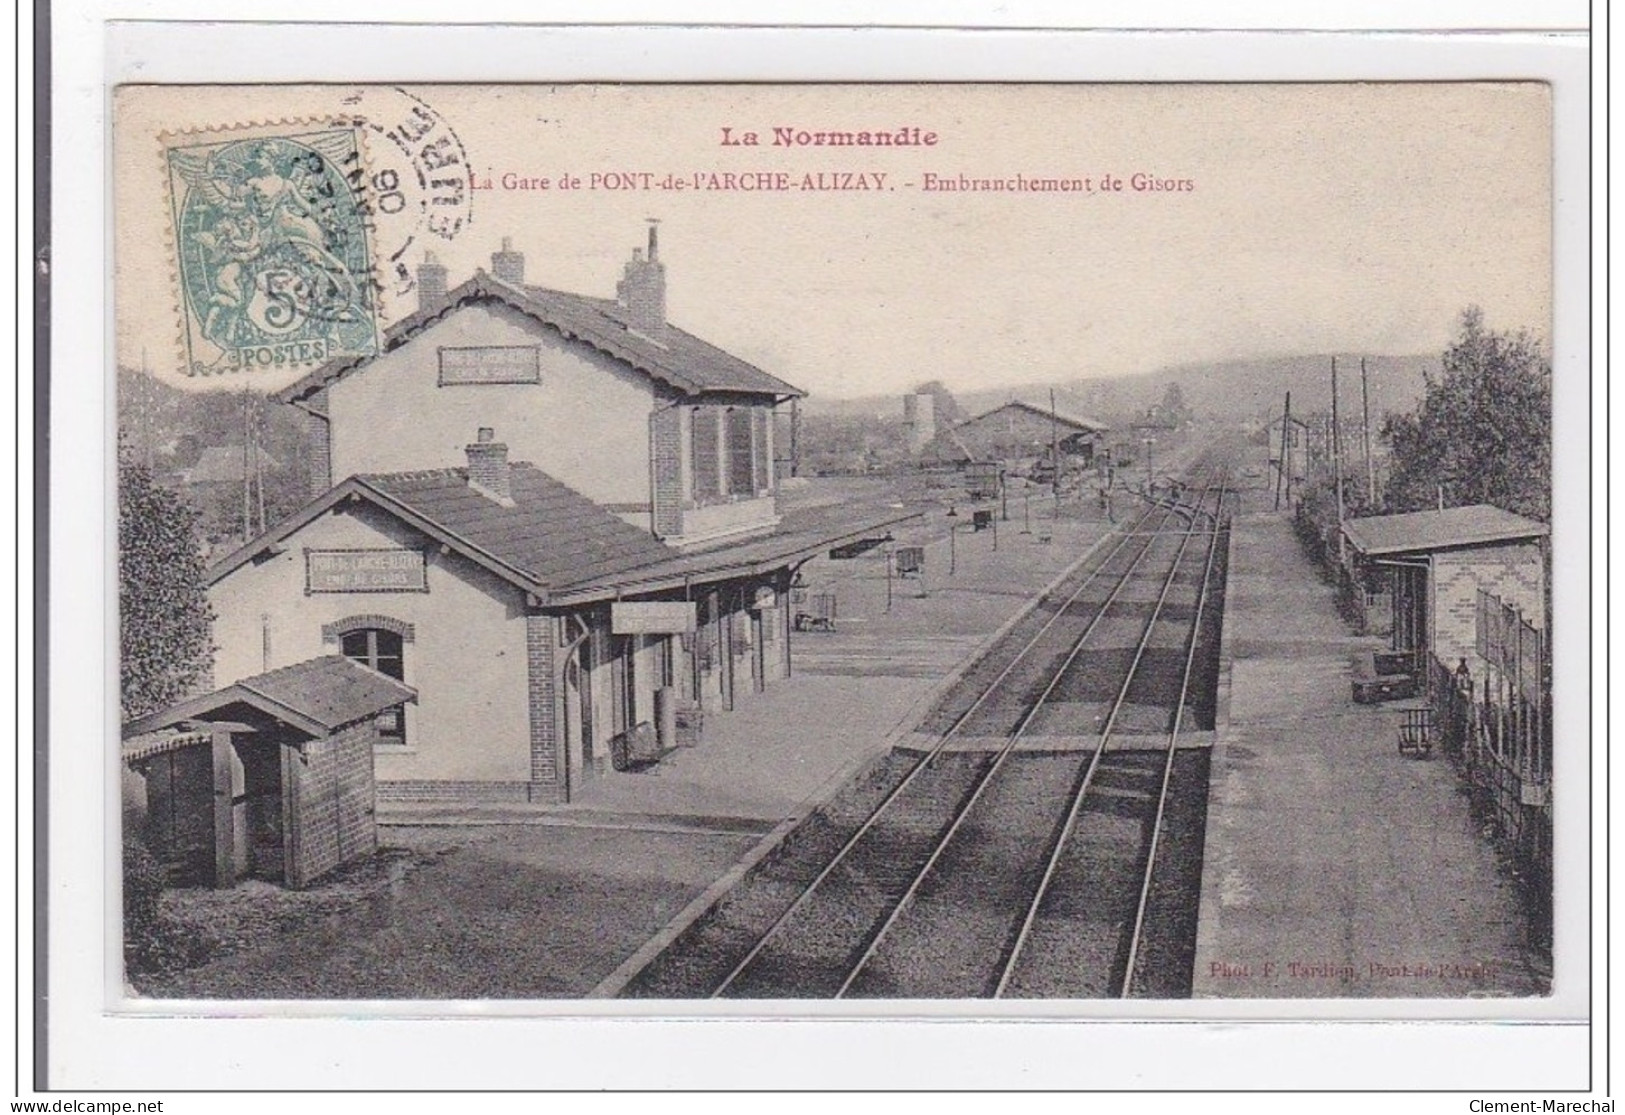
[112,81,1559,1006]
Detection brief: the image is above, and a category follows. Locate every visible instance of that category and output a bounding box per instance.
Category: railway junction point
[1192,480,1550,998]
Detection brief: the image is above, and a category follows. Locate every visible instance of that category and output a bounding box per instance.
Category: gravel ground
[916,517,1150,736]
[844,752,1086,998]
[1125,750,1213,997]
[717,752,993,998]
[620,749,922,997]
[998,749,1168,997]
[133,824,757,999]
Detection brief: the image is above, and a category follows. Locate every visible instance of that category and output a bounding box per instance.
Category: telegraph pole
[253,403,267,535]
[1331,357,1346,563]
[241,389,253,543]
[1049,388,1060,496]
[1360,356,1377,507]
[789,397,801,478]
[1283,391,1294,507]
[1274,391,1290,510]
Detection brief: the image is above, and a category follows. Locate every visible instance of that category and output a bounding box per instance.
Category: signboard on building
[612,601,698,634]
[306,549,428,593]
[437,345,542,386]
[830,537,886,560]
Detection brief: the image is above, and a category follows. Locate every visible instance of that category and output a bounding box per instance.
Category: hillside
[803,352,1439,428]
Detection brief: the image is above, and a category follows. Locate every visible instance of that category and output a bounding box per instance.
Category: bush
[123,829,168,970]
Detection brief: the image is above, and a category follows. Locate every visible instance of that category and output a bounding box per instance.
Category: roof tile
[1342,504,1548,556]
[279,271,803,404]
[243,655,418,732]
[360,464,679,589]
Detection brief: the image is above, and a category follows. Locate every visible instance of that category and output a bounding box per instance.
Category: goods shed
[122,656,416,889]
[947,398,1109,467]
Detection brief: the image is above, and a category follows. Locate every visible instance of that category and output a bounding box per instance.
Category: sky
[114,82,1551,400]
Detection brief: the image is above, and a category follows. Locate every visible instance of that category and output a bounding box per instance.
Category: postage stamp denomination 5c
[164,126,378,377]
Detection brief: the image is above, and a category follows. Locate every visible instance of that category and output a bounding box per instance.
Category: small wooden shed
[122,656,417,889]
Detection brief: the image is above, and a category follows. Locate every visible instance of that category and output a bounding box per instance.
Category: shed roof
[277,271,804,406]
[121,655,417,741]
[1342,504,1548,557]
[961,397,1110,435]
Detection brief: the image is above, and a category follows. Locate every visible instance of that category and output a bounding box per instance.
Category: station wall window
[692,407,720,500]
[727,408,755,495]
[340,627,407,745]
[691,405,770,502]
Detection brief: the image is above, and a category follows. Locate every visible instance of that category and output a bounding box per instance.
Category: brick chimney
[465,427,513,505]
[491,237,525,285]
[615,219,667,344]
[418,251,449,313]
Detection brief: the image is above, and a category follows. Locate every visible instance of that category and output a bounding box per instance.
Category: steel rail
[1118,483,1226,998]
[991,474,1223,999]
[707,495,1172,998]
[831,489,1207,997]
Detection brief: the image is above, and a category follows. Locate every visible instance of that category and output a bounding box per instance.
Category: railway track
[620,453,1232,999]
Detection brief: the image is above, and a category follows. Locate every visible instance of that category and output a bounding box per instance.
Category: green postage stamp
[164,126,379,376]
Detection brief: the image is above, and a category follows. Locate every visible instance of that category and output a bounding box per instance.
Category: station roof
[549,502,925,604]
[208,460,922,606]
[207,462,681,599]
[277,270,804,406]
[121,655,418,743]
[1342,504,1548,557]
[361,464,681,589]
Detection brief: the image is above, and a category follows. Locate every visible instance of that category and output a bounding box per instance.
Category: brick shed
[1342,504,1548,666]
[122,656,416,889]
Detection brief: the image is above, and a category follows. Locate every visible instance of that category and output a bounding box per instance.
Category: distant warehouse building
[194,225,917,806]
[943,396,1109,467]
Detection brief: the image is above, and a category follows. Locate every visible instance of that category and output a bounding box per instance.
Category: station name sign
[612,601,698,634]
[438,345,542,386]
[830,537,886,560]
[307,549,428,593]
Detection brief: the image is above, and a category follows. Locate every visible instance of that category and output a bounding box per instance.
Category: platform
[1191,504,1550,999]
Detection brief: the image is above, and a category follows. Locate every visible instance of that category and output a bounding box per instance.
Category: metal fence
[1428,590,1552,943]
[1475,588,1547,708]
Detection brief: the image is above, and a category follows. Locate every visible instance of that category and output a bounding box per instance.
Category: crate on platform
[895,546,925,577]
[673,701,704,747]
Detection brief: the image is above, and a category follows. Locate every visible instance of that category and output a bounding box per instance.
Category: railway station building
[200,226,917,805]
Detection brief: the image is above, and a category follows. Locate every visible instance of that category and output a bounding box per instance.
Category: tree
[120,451,216,721]
[1156,382,1191,428]
[1381,307,1551,521]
